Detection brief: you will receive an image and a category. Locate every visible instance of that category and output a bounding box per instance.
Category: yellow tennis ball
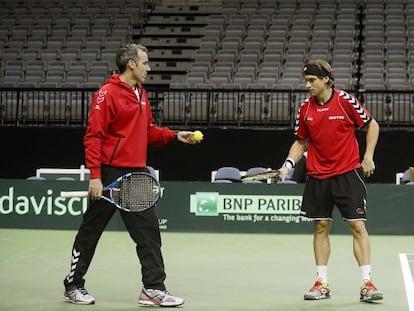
[193,130,203,142]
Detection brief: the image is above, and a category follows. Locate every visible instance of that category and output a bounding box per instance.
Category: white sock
[316,265,328,284]
[360,265,371,283]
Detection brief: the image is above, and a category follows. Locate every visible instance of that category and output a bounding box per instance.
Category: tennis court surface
[0,229,413,311]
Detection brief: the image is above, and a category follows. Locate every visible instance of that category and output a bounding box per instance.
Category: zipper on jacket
[109,138,121,164]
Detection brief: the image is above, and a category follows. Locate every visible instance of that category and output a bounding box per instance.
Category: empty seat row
[3,70,108,85]
[0,23,132,38]
[1,14,134,28]
[3,60,112,72]
[0,2,143,18]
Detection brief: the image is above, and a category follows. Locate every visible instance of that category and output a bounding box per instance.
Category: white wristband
[283,158,295,170]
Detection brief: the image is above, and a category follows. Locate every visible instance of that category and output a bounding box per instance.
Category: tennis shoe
[63,287,95,304]
[304,279,331,300]
[360,280,383,302]
[138,288,184,307]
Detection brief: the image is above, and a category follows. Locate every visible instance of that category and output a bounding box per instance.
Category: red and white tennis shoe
[360,280,383,302]
[304,278,331,300]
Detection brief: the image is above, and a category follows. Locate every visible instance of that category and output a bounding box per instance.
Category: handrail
[0,87,413,128]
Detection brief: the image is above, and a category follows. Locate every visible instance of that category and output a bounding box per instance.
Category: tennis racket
[60,172,161,212]
[241,169,281,181]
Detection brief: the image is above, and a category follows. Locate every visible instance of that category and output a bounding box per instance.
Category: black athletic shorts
[300,169,368,221]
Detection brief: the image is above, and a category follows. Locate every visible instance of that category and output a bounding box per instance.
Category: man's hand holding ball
[192,130,203,143]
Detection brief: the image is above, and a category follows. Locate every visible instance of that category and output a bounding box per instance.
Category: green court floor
[0,229,412,311]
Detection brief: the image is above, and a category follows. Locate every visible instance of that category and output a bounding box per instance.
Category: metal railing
[1,87,413,128]
[0,88,94,127]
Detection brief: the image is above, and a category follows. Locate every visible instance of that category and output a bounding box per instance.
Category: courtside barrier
[0,179,413,235]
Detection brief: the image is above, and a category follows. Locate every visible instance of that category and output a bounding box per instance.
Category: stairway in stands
[133,0,219,88]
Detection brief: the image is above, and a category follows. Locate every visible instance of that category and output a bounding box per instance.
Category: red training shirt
[294,89,372,179]
[84,74,176,179]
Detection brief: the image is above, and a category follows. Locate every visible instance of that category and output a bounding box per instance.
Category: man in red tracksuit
[278,59,383,303]
[63,43,197,307]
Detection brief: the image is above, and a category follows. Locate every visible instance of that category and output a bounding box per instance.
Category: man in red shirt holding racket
[278,59,383,303]
[62,44,198,307]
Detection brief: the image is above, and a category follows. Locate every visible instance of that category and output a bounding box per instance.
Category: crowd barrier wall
[0,179,413,235]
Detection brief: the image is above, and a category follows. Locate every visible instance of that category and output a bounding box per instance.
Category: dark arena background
[1,127,413,183]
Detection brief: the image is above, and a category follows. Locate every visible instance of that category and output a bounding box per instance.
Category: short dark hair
[115,43,148,73]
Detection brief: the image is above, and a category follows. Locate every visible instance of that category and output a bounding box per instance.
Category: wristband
[175,132,179,140]
[283,158,295,170]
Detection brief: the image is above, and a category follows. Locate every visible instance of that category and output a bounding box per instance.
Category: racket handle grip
[60,191,89,198]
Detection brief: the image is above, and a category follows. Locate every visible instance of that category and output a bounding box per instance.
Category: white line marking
[400,253,414,311]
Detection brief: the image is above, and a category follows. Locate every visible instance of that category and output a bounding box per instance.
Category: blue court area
[0,229,413,311]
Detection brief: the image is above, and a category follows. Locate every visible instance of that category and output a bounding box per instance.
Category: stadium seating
[0,0,144,87]
[0,0,412,93]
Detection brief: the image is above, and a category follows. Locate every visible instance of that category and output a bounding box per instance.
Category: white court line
[400,253,414,311]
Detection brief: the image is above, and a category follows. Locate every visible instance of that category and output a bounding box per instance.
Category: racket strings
[115,174,160,211]
[242,170,280,181]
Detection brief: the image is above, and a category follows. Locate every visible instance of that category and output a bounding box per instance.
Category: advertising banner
[0,180,413,234]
